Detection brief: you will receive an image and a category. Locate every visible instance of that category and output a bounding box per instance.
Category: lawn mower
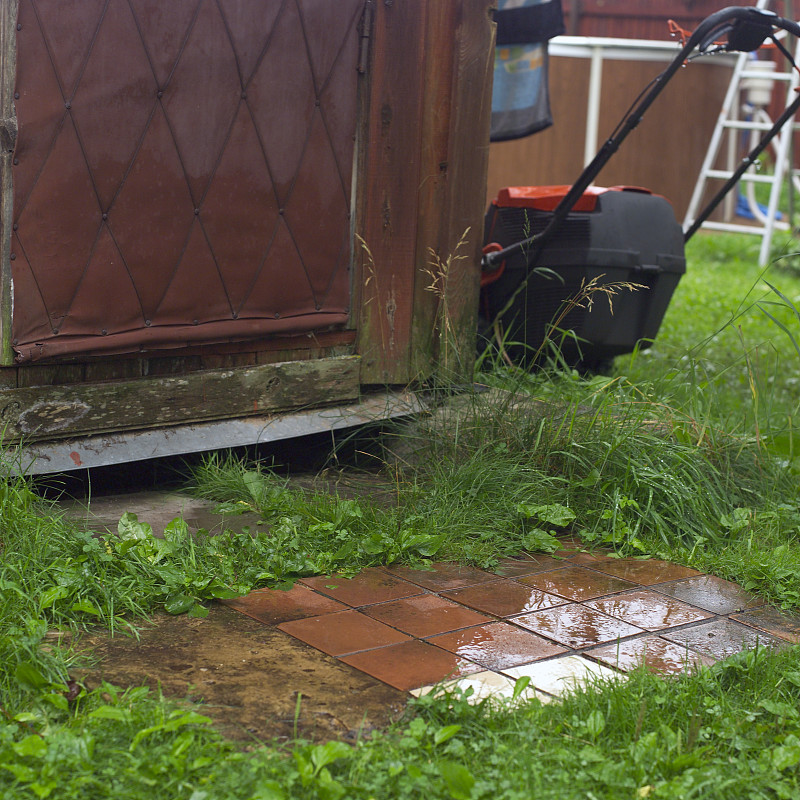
[481,5,800,370]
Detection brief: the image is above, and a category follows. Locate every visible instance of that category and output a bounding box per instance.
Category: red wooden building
[0,0,496,472]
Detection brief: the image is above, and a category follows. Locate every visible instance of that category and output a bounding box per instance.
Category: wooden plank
[17,363,85,388]
[409,0,457,380]
[355,0,427,385]
[0,0,17,365]
[436,0,495,380]
[0,355,361,443]
[84,359,145,383]
[411,0,494,382]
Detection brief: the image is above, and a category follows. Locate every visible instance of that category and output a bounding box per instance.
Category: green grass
[3,230,800,797]
[3,645,799,799]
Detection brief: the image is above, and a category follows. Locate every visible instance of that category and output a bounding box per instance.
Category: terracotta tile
[518,566,637,602]
[411,670,550,705]
[441,580,565,617]
[383,562,497,591]
[586,636,716,674]
[221,584,348,625]
[585,590,713,631]
[503,655,622,696]
[552,535,588,553]
[340,639,481,691]
[299,568,423,607]
[569,552,617,567]
[361,594,491,638]
[654,575,763,615]
[584,558,703,585]
[492,554,566,577]
[512,603,643,648]
[732,606,800,644]
[427,622,568,670]
[278,610,410,656]
[661,619,789,660]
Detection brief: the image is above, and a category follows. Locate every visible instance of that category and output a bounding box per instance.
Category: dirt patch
[73,604,408,743]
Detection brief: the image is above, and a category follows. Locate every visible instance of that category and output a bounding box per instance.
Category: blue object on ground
[736,191,783,220]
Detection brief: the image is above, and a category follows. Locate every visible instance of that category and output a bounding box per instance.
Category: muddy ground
[72,604,408,743]
[59,474,409,745]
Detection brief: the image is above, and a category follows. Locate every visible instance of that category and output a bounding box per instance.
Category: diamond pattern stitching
[12,0,362,359]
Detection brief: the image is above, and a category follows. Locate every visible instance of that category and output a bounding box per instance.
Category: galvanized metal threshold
[7,391,422,475]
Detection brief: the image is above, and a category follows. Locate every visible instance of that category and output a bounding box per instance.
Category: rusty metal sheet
[11,0,364,361]
[10,390,423,475]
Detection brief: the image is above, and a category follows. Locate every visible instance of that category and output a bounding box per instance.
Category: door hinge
[358,1,374,74]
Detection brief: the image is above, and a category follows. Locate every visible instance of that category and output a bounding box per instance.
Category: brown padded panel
[11,0,362,361]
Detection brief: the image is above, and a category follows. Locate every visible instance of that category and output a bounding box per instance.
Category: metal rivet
[241,91,247,99]
[16,23,21,31]
[12,340,17,346]
[194,208,200,215]
[101,329,108,336]
[157,90,163,98]
[144,319,151,327]
[192,319,198,325]
[9,253,15,260]
[65,102,71,110]
[52,328,58,335]
[14,92,19,100]
[13,158,18,165]
[315,304,321,311]
[278,208,285,215]
[12,223,18,231]
[232,312,238,319]
[274,312,280,319]
[102,213,108,220]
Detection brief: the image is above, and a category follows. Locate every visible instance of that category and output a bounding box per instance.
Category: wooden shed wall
[561,1,781,39]
[0,0,496,446]
[487,52,733,218]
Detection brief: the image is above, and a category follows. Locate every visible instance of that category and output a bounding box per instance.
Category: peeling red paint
[69,451,83,467]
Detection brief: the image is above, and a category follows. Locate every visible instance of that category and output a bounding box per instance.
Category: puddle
[73,604,407,743]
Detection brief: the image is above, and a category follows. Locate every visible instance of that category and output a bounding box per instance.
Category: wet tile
[383,562,497,592]
[361,594,491,638]
[492,554,566,577]
[512,603,643,648]
[410,670,549,705]
[222,584,348,625]
[278,610,411,656]
[569,552,617,567]
[503,655,622,696]
[340,639,481,691]
[298,568,423,607]
[518,566,637,602]
[441,580,565,617]
[586,636,716,674]
[583,558,703,585]
[654,575,763,615]
[661,619,789,660]
[552,535,588,554]
[732,606,800,644]
[585,590,713,631]
[426,622,568,670]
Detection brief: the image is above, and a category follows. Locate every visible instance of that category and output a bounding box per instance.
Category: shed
[0,0,496,473]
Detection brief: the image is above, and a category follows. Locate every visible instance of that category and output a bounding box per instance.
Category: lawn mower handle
[481,6,800,273]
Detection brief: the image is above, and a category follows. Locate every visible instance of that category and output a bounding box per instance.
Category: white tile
[409,670,549,705]
[502,655,623,696]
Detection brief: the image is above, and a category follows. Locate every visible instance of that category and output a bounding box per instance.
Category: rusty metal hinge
[357,1,374,74]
